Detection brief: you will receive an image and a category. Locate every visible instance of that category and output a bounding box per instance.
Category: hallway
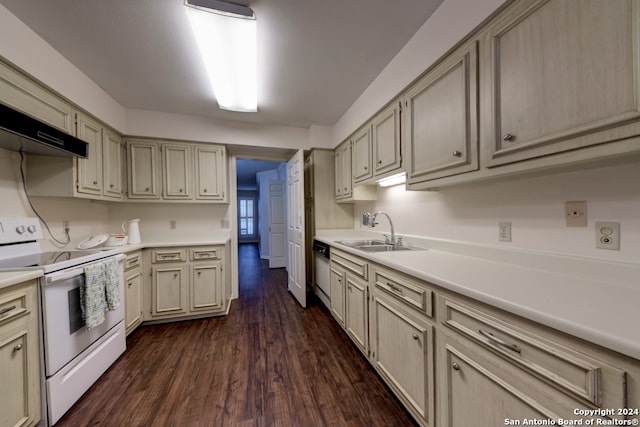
[57,243,416,426]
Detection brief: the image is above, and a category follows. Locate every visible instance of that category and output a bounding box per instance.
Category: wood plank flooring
[57,243,417,426]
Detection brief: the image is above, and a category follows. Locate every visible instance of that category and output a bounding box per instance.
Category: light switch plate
[565,201,587,227]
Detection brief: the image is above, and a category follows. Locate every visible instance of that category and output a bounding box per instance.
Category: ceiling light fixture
[184,0,257,112]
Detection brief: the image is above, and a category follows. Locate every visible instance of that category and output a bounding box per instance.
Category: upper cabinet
[405,40,479,187]
[351,125,373,184]
[194,145,226,201]
[371,100,402,179]
[0,60,75,135]
[482,0,640,167]
[334,141,352,200]
[76,111,124,200]
[127,138,228,204]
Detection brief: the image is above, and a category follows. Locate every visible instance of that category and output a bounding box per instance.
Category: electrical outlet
[498,222,512,242]
[169,219,176,230]
[565,201,587,227]
[595,222,620,250]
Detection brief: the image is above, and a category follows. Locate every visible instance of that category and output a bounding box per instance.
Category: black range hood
[0,103,88,158]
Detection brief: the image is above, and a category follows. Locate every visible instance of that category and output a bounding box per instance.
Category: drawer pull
[0,305,17,315]
[14,343,23,352]
[387,283,403,294]
[452,362,460,371]
[479,329,522,354]
[412,333,419,340]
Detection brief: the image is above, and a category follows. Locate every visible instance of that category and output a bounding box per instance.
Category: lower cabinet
[124,251,143,335]
[370,285,435,426]
[324,245,640,427]
[0,279,40,427]
[145,245,227,321]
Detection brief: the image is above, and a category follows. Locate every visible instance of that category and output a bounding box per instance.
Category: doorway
[237,191,258,243]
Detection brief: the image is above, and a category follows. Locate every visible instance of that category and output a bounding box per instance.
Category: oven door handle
[45,254,125,284]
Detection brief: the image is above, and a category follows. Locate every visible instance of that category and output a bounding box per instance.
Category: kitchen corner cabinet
[404,39,479,187]
[482,0,640,168]
[145,245,227,321]
[124,251,143,335]
[0,279,41,427]
[371,100,402,179]
[127,139,227,203]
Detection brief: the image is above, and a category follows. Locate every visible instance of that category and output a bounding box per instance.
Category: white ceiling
[1,0,444,128]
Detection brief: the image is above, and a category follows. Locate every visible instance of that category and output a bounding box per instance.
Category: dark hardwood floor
[57,243,417,426]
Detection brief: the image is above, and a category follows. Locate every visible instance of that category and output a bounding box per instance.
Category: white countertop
[0,270,43,290]
[315,229,640,361]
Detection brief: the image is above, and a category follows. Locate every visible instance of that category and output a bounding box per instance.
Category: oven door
[41,255,125,376]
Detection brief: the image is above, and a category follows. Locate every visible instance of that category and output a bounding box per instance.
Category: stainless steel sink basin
[336,240,425,252]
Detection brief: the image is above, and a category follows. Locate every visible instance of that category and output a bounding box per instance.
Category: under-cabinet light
[185,0,257,112]
[377,172,406,187]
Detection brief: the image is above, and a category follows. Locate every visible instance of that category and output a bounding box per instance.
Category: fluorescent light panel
[185,2,257,112]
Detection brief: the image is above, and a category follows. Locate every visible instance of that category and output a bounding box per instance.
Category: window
[238,191,258,242]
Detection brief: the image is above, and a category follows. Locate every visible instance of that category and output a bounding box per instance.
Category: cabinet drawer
[152,249,186,263]
[373,266,433,317]
[441,297,626,408]
[0,284,34,326]
[331,249,368,280]
[190,247,221,261]
[124,252,142,270]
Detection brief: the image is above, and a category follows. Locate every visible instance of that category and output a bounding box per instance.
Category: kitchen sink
[336,240,425,252]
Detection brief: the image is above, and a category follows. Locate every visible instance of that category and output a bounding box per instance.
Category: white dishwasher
[313,240,330,308]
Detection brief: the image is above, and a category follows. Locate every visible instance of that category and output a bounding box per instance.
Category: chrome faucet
[365,211,401,246]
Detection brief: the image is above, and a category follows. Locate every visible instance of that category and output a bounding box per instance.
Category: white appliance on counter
[0,218,126,426]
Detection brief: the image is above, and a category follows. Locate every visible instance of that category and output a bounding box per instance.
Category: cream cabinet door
[351,126,373,184]
[151,264,188,316]
[330,265,346,327]
[404,40,479,185]
[127,141,161,199]
[162,144,192,199]
[190,262,223,312]
[345,274,368,355]
[124,270,142,335]
[334,141,352,199]
[483,0,640,166]
[370,296,434,426]
[372,101,402,178]
[195,145,226,201]
[102,129,123,199]
[76,113,103,196]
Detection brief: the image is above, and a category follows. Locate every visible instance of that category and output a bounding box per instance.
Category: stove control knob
[27,225,37,234]
[16,225,26,235]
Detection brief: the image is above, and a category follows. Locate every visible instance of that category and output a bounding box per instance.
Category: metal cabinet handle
[478,329,522,354]
[179,188,183,192]
[0,305,17,315]
[203,189,208,193]
[145,187,150,191]
[197,271,202,276]
[110,184,115,188]
[93,181,98,185]
[453,150,462,157]
[174,273,178,278]
[503,133,514,141]
[14,343,23,352]
[412,333,419,340]
[452,362,460,371]
[377,160,382,164]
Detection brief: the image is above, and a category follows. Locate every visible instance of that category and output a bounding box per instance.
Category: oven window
[68,287,84,334]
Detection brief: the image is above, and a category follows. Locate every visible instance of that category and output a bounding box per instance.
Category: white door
[287,150,306,307]
[268,180,286,268]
